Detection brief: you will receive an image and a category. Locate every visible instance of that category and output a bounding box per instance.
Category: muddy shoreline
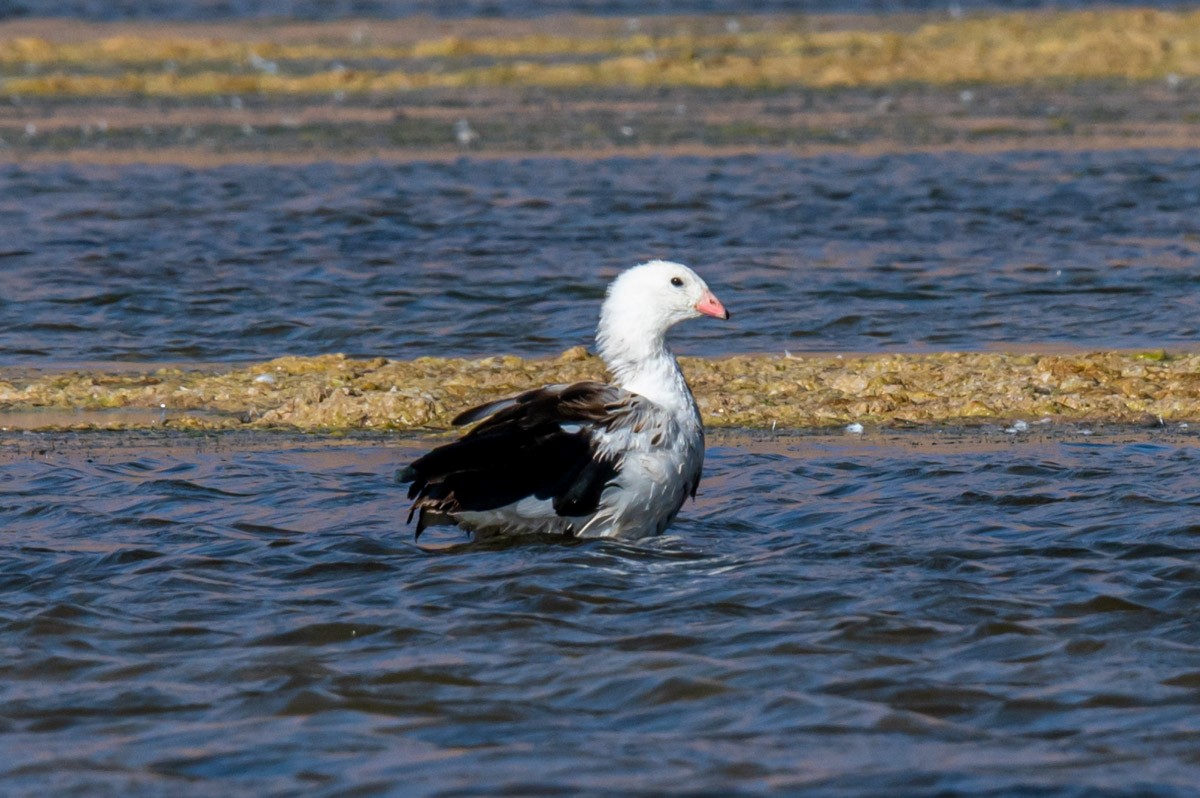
[3,9,1199,162]
[2,349,1197,432]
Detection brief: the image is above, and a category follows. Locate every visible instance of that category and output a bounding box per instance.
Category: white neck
[596,325,696,418]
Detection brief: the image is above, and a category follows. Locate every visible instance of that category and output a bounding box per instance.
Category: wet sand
[2,349,1197,432]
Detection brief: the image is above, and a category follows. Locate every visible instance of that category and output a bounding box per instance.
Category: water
[3,132,1200,794]
[3,149,1199,367]
[2,0,1194,23]
[2,429,1199,796]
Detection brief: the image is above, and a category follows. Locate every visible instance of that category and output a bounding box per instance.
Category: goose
[398,259,729,539]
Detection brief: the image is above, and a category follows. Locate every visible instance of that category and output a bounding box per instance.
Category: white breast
[578,405,703,538]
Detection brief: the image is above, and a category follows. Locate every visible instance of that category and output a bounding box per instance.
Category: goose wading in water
[398,260,730,540]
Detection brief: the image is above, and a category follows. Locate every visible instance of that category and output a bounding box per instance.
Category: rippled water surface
[3,430,1200,796]
[3,149,1199,366]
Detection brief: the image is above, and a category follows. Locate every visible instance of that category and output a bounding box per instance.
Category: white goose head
[596,260,729,378]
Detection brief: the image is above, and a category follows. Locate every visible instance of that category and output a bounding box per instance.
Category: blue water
[2,149,1198,367]
[2,429,1199,796]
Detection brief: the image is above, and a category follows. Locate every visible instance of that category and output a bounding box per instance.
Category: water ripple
[3,150,1200,366]
[2,430,1199,795]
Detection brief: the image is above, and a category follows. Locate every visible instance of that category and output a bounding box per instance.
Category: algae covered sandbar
[6,9,1200,96]
[1,349,1197,432]
[5,8,1200,161]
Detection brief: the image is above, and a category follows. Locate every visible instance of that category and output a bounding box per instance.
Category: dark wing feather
[450,394,527,427]
[399,381,643,536]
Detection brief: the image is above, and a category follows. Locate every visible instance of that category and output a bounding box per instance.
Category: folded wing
[398,381,648,537]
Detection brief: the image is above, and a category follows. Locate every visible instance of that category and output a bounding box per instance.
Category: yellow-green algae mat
[1,348,1197,432]
[6,9,1200,96]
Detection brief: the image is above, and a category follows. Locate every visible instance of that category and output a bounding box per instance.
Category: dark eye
[670,276,684,287]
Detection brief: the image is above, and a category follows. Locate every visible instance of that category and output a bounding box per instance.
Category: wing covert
[400,382,650,536]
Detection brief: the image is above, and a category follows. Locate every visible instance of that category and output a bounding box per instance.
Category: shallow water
[2,429,1200,796]
[3,149,1199,367]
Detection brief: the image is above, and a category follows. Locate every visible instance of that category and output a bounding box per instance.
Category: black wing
[398,381,644,537]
